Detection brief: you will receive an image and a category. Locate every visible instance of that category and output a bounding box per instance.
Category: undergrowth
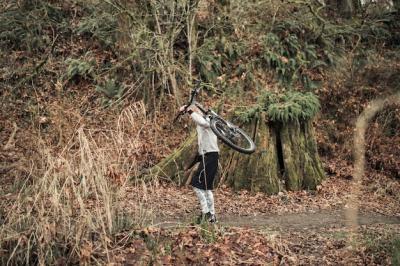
[0,105,155,265]
[0,0,399,264]
[392,238,400,265]
[0,0,70,52]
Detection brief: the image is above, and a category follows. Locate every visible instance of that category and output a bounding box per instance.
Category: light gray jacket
[190,112,219,155]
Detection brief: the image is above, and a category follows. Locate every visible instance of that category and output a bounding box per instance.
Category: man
[179,104,219,223]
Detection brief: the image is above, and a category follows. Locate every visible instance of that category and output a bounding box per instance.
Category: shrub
[392,238,400,265]
[96,79,125,104]
[259,26,331,90]
[235,91,320,123]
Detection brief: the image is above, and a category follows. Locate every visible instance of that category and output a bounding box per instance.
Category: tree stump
[146,91,326,194]
[278,120,325,190]
[223,114,281,194]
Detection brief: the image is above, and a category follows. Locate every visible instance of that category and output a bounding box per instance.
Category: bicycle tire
[210,117,256,154]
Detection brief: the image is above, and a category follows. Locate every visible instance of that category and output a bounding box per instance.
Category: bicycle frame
[190,91,221,123]
[174,84,210,122]
[175,82,256,154]
[177,85,228,126]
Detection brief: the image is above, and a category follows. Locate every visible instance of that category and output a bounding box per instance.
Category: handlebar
[185,81,201,106]
[173,81,202,123]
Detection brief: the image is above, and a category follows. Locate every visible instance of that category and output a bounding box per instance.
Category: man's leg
[205,190,217,223]
[193,187,209,214]
[205,190,215,215]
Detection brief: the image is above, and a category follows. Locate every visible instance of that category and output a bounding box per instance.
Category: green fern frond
[256,91,320,122]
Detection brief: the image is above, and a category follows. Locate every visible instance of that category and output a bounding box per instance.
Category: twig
[3,122,18,150]
[346,91,400,242]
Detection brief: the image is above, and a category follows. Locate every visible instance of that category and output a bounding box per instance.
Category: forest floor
[124,176,400,221]
[101,177,399,265]
[2,156,399,264]
[110,175,400,265]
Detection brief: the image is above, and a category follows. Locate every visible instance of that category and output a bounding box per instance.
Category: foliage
[259,31,328,89]
[99,0,200,106]
[75,4,118,48]
[0,1,69,52]
[195,37,247,84]
[96,78,125,104]
[234,105,262,124]
[264,91,320,122]
[1,1,400,263]
[363,10,400,46]
[236,91,320,123]
[392,237,400,265]
[0,109,150,265]
[195,38,223,83]
[222,1,399,90]
[65,57,96,81]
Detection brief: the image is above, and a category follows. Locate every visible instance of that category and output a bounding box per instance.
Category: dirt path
[154,209,400,230]
[221,210,400,230]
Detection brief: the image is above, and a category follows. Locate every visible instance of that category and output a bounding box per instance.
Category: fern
[0,2,67,52]
[96,79,124,100]
[235,91,320,123]
[234,106,261,123]
[259,31,329,90]
[75,7,118,47]
[65,58,96,81]
[195,37,247,84]
[266,91,320,122]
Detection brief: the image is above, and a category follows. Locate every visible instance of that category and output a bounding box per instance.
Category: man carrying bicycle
[179,104,219,224]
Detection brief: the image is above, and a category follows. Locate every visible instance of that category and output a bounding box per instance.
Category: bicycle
[175,82,256,154]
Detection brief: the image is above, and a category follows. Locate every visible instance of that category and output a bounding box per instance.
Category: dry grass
[0,103,156,265]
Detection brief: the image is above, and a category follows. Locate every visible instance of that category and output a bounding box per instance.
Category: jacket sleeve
[190,112,210,128]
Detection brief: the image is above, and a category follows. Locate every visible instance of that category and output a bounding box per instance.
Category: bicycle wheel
[210,117,256,154]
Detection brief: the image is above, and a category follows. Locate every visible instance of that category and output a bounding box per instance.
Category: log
[145,133,197,184]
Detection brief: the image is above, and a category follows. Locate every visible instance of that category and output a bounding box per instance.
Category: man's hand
[179,105,196,114]
[179,105,187,113]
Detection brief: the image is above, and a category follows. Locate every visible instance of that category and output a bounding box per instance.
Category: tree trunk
[280,121,303,190]
[352,0,361,12]
[394,0,400,12]
[339,0,354,18]
[326,0,356,18]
